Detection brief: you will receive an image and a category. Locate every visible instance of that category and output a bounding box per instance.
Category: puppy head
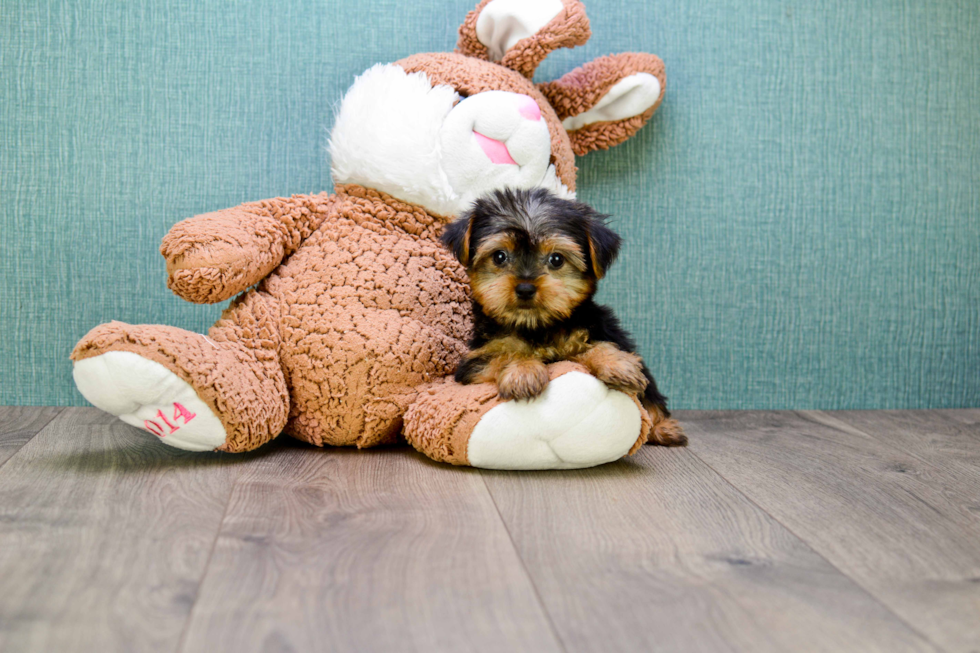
[442,187,621,329]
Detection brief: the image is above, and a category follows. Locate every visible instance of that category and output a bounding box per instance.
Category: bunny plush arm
[162,192,341,304]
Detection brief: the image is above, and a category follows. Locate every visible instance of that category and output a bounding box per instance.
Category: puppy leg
[496,357,550,400]
[573,342,649,395]
[455,352,489,385]
[458,350,550,401]
[460,336,550,401]
[643,399,688,447]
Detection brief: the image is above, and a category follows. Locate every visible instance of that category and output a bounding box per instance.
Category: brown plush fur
[162,194,341,304]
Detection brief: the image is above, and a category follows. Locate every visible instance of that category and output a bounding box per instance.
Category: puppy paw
[647,417,688,447]
[577,343,649,395]
[497,359,550,400]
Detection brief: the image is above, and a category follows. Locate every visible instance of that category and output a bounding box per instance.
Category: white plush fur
[475,0,564,61]
[562,73,662,132]
[73,351,227,452]
[329,64,460,217]
[438,89,557,209]
[329,64,573,218]
[466,372,641,470]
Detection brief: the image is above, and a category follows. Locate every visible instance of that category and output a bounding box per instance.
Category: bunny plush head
[328,0,666,219]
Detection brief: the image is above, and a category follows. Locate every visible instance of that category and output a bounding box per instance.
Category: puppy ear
[585,215,621,279]
[441,214,475,266]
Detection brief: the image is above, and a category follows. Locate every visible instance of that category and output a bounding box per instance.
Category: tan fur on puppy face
[470,233,516,267]
[540,236,586,271]
[534,271,593,326]
[469,234,593,330]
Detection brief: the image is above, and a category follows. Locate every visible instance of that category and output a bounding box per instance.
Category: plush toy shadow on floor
[72,0,670,470]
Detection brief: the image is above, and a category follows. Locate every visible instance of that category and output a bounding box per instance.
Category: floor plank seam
[172,467,240,653]
[684,445,947,652]
[478,470,569,653]
[0,407,64,476]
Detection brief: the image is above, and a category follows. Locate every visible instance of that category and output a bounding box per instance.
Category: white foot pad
[467,371,641,470]
[73,351,227,452]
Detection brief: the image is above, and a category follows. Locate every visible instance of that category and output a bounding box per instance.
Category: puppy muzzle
[515,283,537,300]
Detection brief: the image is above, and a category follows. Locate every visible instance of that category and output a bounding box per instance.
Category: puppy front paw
[577,343,649,395]
[497,359,550,401]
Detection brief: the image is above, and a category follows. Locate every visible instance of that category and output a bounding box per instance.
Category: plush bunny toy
[71,0,669,470]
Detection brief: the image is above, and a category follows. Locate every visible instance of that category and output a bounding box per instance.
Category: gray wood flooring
[0,407,977,653]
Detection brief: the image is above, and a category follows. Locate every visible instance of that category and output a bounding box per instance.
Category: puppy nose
[517,95,541,121]
[515,283,537,300]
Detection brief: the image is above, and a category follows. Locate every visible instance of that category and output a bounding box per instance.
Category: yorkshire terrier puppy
[441,187,686,446]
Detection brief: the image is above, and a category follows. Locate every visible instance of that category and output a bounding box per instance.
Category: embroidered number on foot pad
[143,402,197,437]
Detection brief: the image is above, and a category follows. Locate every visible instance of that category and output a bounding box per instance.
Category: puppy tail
[642,399,688,447]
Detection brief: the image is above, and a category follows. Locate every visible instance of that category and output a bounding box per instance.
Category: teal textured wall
[2,0,978,408]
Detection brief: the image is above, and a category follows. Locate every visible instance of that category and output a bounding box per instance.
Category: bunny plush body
[71,0,668,470]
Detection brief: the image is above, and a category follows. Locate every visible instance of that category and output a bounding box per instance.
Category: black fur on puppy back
[441,187,622,278]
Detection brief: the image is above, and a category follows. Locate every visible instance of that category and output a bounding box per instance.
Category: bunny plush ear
[457,0,591,79]
[538,53,666,156]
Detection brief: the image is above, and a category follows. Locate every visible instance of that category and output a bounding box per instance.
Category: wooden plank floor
[0,408,977,652]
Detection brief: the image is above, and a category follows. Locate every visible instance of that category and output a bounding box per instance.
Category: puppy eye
[547,253,565,269]
[492,250,508,266]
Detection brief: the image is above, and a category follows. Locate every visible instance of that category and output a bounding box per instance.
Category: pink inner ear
[473,132,518,165]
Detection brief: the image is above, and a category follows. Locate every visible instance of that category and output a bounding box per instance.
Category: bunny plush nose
[515,282,537,300]
[517,95,541,121]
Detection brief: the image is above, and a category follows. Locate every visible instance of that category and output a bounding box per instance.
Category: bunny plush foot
[466,370,642,470]
[71,318,290,453]
[73,351,227,452]
[404,362,647,470]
